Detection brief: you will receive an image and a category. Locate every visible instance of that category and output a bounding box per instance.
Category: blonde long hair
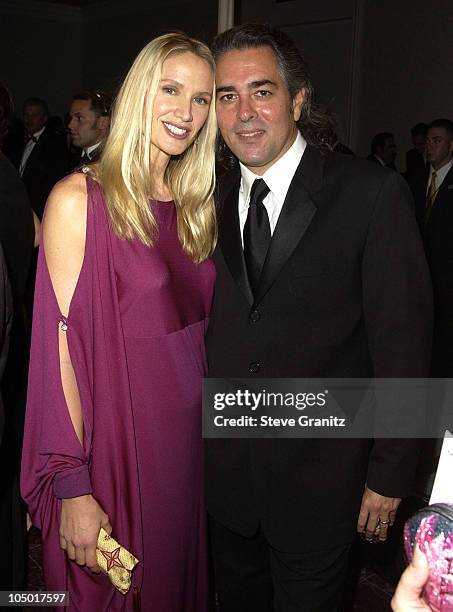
[96,33,217,262]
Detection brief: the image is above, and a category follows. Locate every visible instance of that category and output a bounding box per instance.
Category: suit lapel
[218,171,254,305]
[253,145,322,305]
[218,145,324,307]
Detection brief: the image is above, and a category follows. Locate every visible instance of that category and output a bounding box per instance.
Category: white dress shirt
[238,132,306,246]
[19,126,45,176]
[427,159,453,194]
[83,141,102,160]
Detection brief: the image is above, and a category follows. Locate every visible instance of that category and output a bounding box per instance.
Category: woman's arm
[43,173,111,571]
[44,173,86,443]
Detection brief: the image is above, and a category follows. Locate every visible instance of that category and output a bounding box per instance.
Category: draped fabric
[21,177,143,610]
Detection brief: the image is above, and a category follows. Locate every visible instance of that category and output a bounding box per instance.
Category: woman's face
[150,51,213,162]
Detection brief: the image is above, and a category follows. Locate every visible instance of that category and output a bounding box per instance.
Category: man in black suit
[19,98,69,219]
[67,90,111,168]
[205,24,432,611]
[366,131,397,170]
[412,118,453,375]
[0,243,12,445]
[0,150,35,590]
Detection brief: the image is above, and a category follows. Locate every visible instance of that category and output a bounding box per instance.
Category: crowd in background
[0,71,452,608]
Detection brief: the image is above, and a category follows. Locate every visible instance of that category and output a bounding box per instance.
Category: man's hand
[357,485,401,542]
[60,494,112,572]
[391,545,430,611]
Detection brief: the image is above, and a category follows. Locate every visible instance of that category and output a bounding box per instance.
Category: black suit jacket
[0,243,12,444]
[406,148,427,177]
[20,125,69,218]
[205,145,432,552]
[0,153,34,303]
[411,165,453,374]
[0,152,34,449]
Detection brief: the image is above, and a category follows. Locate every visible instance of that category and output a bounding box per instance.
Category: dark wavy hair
[212,23,336,167]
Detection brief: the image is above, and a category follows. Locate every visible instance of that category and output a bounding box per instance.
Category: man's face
[376,137,396,165]
[215,46,304,175]
[425,127,453,170]
[68,99,105,149]
[23,105,47,135]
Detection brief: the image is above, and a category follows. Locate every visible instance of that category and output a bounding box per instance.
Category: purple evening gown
[112,198,215,610]
[21,178,215,611]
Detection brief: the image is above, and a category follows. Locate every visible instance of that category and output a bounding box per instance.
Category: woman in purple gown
[21,33,217,611]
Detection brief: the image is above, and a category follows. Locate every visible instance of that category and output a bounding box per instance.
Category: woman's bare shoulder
[44,173,87,238]
[43,173,88,255]
[45,173,88,221]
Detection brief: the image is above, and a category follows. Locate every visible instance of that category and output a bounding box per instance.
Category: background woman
[21,33,217,611]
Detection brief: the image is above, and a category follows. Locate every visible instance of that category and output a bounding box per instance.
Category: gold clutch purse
[96,528,139,594]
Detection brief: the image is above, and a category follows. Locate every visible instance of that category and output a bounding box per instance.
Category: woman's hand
[391,545,431,611]
[60,494,112,572]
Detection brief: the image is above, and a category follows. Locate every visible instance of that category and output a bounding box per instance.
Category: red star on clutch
[100,546,125,571]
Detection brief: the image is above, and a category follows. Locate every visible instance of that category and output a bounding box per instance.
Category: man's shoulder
[214,148,399,201]
[307,150,399,205]
[319,152,414,220]
[326,150,398,183]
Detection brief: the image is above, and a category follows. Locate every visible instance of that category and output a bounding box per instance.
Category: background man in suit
[205,24,432,611]
[366,131,397,169]
[19,98,69,219]
[0,242,12,445]
[67,90,111,168]
[0,92,35,589]
[421,118,453,375]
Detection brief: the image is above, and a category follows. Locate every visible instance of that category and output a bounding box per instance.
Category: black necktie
[243,179,271,294]
[80,152,91,165]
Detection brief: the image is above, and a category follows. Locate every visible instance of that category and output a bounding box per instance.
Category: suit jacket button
[250,310,261,323]
[249,361,261,374]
